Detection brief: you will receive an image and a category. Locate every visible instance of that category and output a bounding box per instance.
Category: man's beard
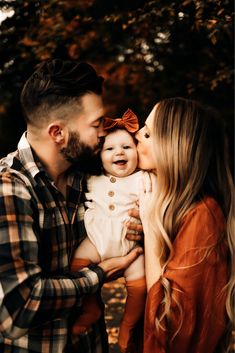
[60,131,103,175]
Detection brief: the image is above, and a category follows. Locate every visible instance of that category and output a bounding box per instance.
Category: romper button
[108,191,114,197]
[109,204,115,211]
[110,177,116,183]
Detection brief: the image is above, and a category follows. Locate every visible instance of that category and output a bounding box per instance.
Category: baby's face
[101,129,138,177]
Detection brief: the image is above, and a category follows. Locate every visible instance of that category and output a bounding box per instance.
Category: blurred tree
[0,0,233,160]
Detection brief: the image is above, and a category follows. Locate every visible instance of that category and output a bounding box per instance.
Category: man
[0,59,142,353]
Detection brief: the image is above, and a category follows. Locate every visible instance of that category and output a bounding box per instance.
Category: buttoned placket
[108,176,117,212]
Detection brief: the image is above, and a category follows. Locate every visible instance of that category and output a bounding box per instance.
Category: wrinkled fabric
[144,197,228,353]
[0,133,108,353]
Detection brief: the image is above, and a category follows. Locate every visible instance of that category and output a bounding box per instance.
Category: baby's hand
[125,208,144,242]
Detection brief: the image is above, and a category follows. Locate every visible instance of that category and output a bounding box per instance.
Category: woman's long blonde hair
[147,98,234,348]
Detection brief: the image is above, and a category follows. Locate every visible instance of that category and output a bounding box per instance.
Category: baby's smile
[113,159,127,166]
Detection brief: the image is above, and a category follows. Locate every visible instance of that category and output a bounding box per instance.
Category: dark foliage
[0,0,233,162]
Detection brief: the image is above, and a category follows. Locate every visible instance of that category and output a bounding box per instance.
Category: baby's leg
[72,237,101,270]
[118,254,146,353]
[71,237,101,335]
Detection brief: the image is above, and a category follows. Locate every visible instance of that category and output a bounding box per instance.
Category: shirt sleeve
[0,173,105,340]
[144,201,227,352]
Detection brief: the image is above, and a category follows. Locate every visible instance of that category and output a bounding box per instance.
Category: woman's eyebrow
[144,123,150,130]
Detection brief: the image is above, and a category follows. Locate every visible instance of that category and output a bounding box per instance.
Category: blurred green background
[0,0,233,163]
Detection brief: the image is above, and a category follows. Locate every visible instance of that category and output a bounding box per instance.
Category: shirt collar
[18,132,46,179]
[17,132,85,183]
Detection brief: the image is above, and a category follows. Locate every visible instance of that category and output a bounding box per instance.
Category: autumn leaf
[20,37,39,46]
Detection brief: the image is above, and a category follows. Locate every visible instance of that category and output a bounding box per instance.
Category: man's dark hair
[20,59,104,126]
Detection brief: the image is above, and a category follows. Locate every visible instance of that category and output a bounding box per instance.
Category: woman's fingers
[128,208,140,219]
[126,231,143,242]
[126,208,144,241]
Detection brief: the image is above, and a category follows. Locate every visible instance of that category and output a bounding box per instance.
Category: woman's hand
[125,208,144,242]
[98,247,143,281]
[125,172,154,242]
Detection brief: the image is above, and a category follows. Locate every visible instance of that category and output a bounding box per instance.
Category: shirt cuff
[88,264,106,286]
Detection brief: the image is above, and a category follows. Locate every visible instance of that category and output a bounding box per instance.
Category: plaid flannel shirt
[0,133,108,353]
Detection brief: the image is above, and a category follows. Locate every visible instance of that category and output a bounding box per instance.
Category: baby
[71,109,147,353]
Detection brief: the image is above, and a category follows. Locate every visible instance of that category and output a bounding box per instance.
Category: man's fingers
[99,247,143,279]
[125,247,143,266]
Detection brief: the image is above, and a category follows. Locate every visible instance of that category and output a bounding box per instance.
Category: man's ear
[47,123,66,144]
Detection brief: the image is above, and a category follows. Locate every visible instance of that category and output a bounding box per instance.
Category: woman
[135,98,234,353]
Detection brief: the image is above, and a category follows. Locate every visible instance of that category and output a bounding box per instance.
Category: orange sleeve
[144,199,228,353]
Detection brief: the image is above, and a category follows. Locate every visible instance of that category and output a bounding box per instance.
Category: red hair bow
[103,108,139,133]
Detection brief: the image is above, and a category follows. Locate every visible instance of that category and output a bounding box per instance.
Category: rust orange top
[144,197,228,353]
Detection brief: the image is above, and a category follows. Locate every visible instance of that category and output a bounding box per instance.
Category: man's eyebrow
[93,116,104,124]
[97,116,105,122]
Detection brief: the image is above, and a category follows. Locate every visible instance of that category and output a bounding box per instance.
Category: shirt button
[110,177,116,183]
[108,191,114,197]
[109,204,115,211]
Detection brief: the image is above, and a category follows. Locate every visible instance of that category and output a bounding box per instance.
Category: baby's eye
[106,147,113,151]
[144,133,150,138]
[123,145,131,149]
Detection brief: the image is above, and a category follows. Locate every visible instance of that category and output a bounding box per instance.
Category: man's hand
[125,208,144,242]
[98,247,143,281]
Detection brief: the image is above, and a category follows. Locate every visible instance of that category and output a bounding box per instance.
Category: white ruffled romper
[84,170,147,260]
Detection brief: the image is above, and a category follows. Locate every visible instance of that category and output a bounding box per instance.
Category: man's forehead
[80,92,103,108]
